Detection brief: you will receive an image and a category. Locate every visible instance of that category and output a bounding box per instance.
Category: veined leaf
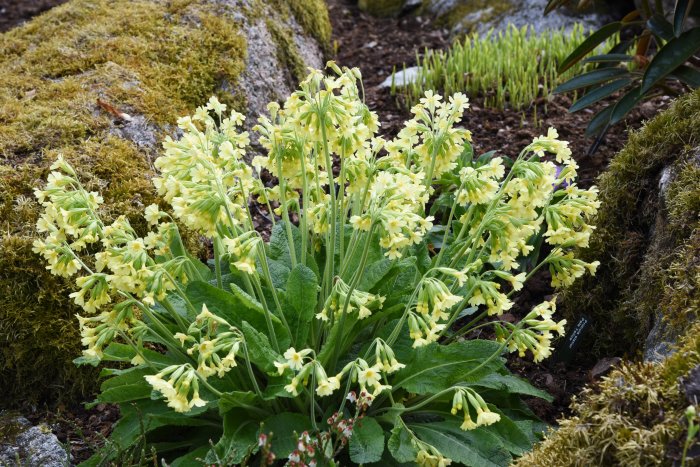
[392,340,503,394]
[260,413,312,459]
[641,27,700,93]
[186,280,290,350]
[268,222,303,269]
[285,264,318,346]
[207,412,259,465]
[409,421,511,467]
[569,78,633,112]
[554,68,629,94]
[388,424,418,463]
[240,321,281,374]
[558,22,622,73]
[466,373,553,402]
[349,416,384,463]
[97,368,152,403]
[219,391,265,415]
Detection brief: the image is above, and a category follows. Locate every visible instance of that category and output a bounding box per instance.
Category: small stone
[0,414,70,467]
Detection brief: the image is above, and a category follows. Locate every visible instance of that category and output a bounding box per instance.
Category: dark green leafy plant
[32,64,600,466]
[548,0,700,153]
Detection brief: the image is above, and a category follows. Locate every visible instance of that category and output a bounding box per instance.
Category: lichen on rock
[0,0,329,408]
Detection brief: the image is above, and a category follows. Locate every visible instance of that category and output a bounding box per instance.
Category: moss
[0,0,247,408]
[283,0,332,47]
[559,89,700,358]
[266,18,309,84]
[516,323,700,466]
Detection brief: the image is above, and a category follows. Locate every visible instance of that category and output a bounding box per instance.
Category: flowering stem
[213,237,224,289]
[250,275,281,353]
[320,120,338,301]
[275,156,298,268]
[242,342,264,399]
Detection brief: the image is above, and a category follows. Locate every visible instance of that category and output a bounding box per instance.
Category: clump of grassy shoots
[393,23,616,114]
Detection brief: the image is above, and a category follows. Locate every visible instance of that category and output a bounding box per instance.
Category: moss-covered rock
[0,0,329,408]
[516,323,700,466]
[358,0,408,17]
[558,89,700,359]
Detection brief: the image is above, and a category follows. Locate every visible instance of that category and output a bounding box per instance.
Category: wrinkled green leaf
[260,413,312,459]
[285,264,318,346]
[641,27,700,93]
[186,280,290,350]
[467,373,554,402]
[208,412,259,465]
[269,222,303,269]
[97,368,152,403]
[392,340,503,394]
[409,421,511,467]
[388,424,418,463]
[558,22,622,72]
[219,391,265,415]
[349,416,385,463]
[240,321,281,374]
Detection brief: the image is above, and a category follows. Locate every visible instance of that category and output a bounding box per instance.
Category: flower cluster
[496,299,567,362]
[145,363,206,413]
[154,96,253,236]
[451,387,501,430]
[317,277,385,321]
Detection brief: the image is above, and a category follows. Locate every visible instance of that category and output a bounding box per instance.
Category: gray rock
[427,0,610,36]
[0,415,69,467]
[379,66,422,88]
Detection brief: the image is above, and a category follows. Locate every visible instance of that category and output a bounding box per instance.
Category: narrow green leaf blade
[670,64,700,87]
[349,416,384,464]
[674,0,693,36]
[647,14,675,41]
[641,27,700,94]
[558,22,622,73]
[569,78,632,112]
[582,53,635,64]
[554,68,629,94]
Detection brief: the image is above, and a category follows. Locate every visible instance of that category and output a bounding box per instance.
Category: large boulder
[557,89,700,361]
[0,0,329,408]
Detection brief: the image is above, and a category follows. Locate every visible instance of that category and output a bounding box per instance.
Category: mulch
[2,0,677,461]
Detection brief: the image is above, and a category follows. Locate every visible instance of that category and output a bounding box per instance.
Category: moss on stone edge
[0,0,327,408]
[357,0,406,17]
[557,89,700,358]
[435,0,514,31]
[516,323,700,466]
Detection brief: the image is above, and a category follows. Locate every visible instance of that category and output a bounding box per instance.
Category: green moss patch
[559,89,700,358]
[517,323,700,466]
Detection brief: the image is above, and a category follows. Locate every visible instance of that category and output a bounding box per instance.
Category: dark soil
[0,0,67,32]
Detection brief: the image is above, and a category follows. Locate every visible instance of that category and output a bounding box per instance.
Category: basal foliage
[33,63,600,466]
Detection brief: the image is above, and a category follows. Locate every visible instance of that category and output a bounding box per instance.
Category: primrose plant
[34,63,600,466]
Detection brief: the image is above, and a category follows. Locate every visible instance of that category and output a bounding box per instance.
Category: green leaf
[358,258,395,292]
[554,68,629,94]
[392,340,503,394]
[186,280,290,350]
[97,368,152,403]
[608,85,644,126]
[670,64,700,87]
[218,391,265,415]
[269,222,303,269]
[674,0,694,36]
[240,321,281,373]
[641,27,700,94]
[647,14,675,41]
[467,373,553,402]
[208,412,259,465]
[285,264,318,346]
[266,258,291,289]
[349,417,385,464]
[582,53,635,64]
[584,105,615,138]
[568,78,633,112]
[260,413,312,459]
[170,446,210,467]
[388,424,418,463]
[482,410,534,456]
[409,421,511,467]
[558,22,622,73]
